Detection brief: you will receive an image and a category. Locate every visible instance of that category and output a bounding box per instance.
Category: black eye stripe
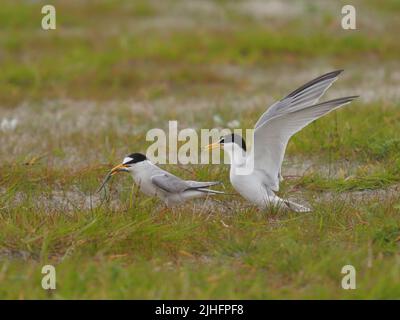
[220,134,246,151]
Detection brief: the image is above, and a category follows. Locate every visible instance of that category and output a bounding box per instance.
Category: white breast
[230,168,271,207]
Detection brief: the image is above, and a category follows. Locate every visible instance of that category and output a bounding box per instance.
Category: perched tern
[206,70,358,212]
[99,153,224,207]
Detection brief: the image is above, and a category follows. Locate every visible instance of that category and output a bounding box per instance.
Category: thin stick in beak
[97,171,113,193]
[97,164,128,193]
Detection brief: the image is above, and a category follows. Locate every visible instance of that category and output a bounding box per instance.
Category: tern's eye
[219,138,224,144]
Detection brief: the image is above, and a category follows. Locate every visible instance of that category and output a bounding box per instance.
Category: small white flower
[213,114,223,125]
[1,118,19,132]
[227,119,240,128]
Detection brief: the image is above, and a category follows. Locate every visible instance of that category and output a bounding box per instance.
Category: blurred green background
[1,0,400,299]
[1,0,399,105]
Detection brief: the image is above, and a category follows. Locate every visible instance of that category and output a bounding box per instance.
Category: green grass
[1,193,399,299]
[1,99,400,299]
[1,0,399,105]
[1,0,400,299]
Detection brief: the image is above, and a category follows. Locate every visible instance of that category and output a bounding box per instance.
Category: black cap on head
[124,153,147,164]
[219,134,246,151]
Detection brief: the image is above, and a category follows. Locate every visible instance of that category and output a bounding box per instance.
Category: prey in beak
[97,163,129,193]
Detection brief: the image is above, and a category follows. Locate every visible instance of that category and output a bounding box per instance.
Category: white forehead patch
[122,157,133,164]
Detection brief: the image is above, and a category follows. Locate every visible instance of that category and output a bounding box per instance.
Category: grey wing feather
[151,174,222,194]
[151,173,190,193]
[185,181,222,189]
[196,188,226,195]
[255,70,343,129]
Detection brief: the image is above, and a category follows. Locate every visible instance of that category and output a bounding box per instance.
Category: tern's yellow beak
[204,142,221,151]
[110,163,128,175]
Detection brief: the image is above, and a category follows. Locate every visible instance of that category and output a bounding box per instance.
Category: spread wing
[255,70,343,129]
[250,70,357,191]
[151,173,221,194]
[252,96,358,191]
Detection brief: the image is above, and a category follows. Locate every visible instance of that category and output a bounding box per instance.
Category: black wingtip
[287,69,344,99]
[318,69,344,79]
[344,95,360,101]
[321,69,344,79]
[332,69,344,76]
[311,95,359,108]
[341,95,360,106]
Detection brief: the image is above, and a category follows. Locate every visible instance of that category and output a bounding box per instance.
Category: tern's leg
[283,199,311,213]
[263,192,311,213]
[158,200,173,218]
[159,206,169,216]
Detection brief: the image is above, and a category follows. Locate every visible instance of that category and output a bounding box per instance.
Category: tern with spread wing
[206,70,358,212]
[99,152,224,207]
